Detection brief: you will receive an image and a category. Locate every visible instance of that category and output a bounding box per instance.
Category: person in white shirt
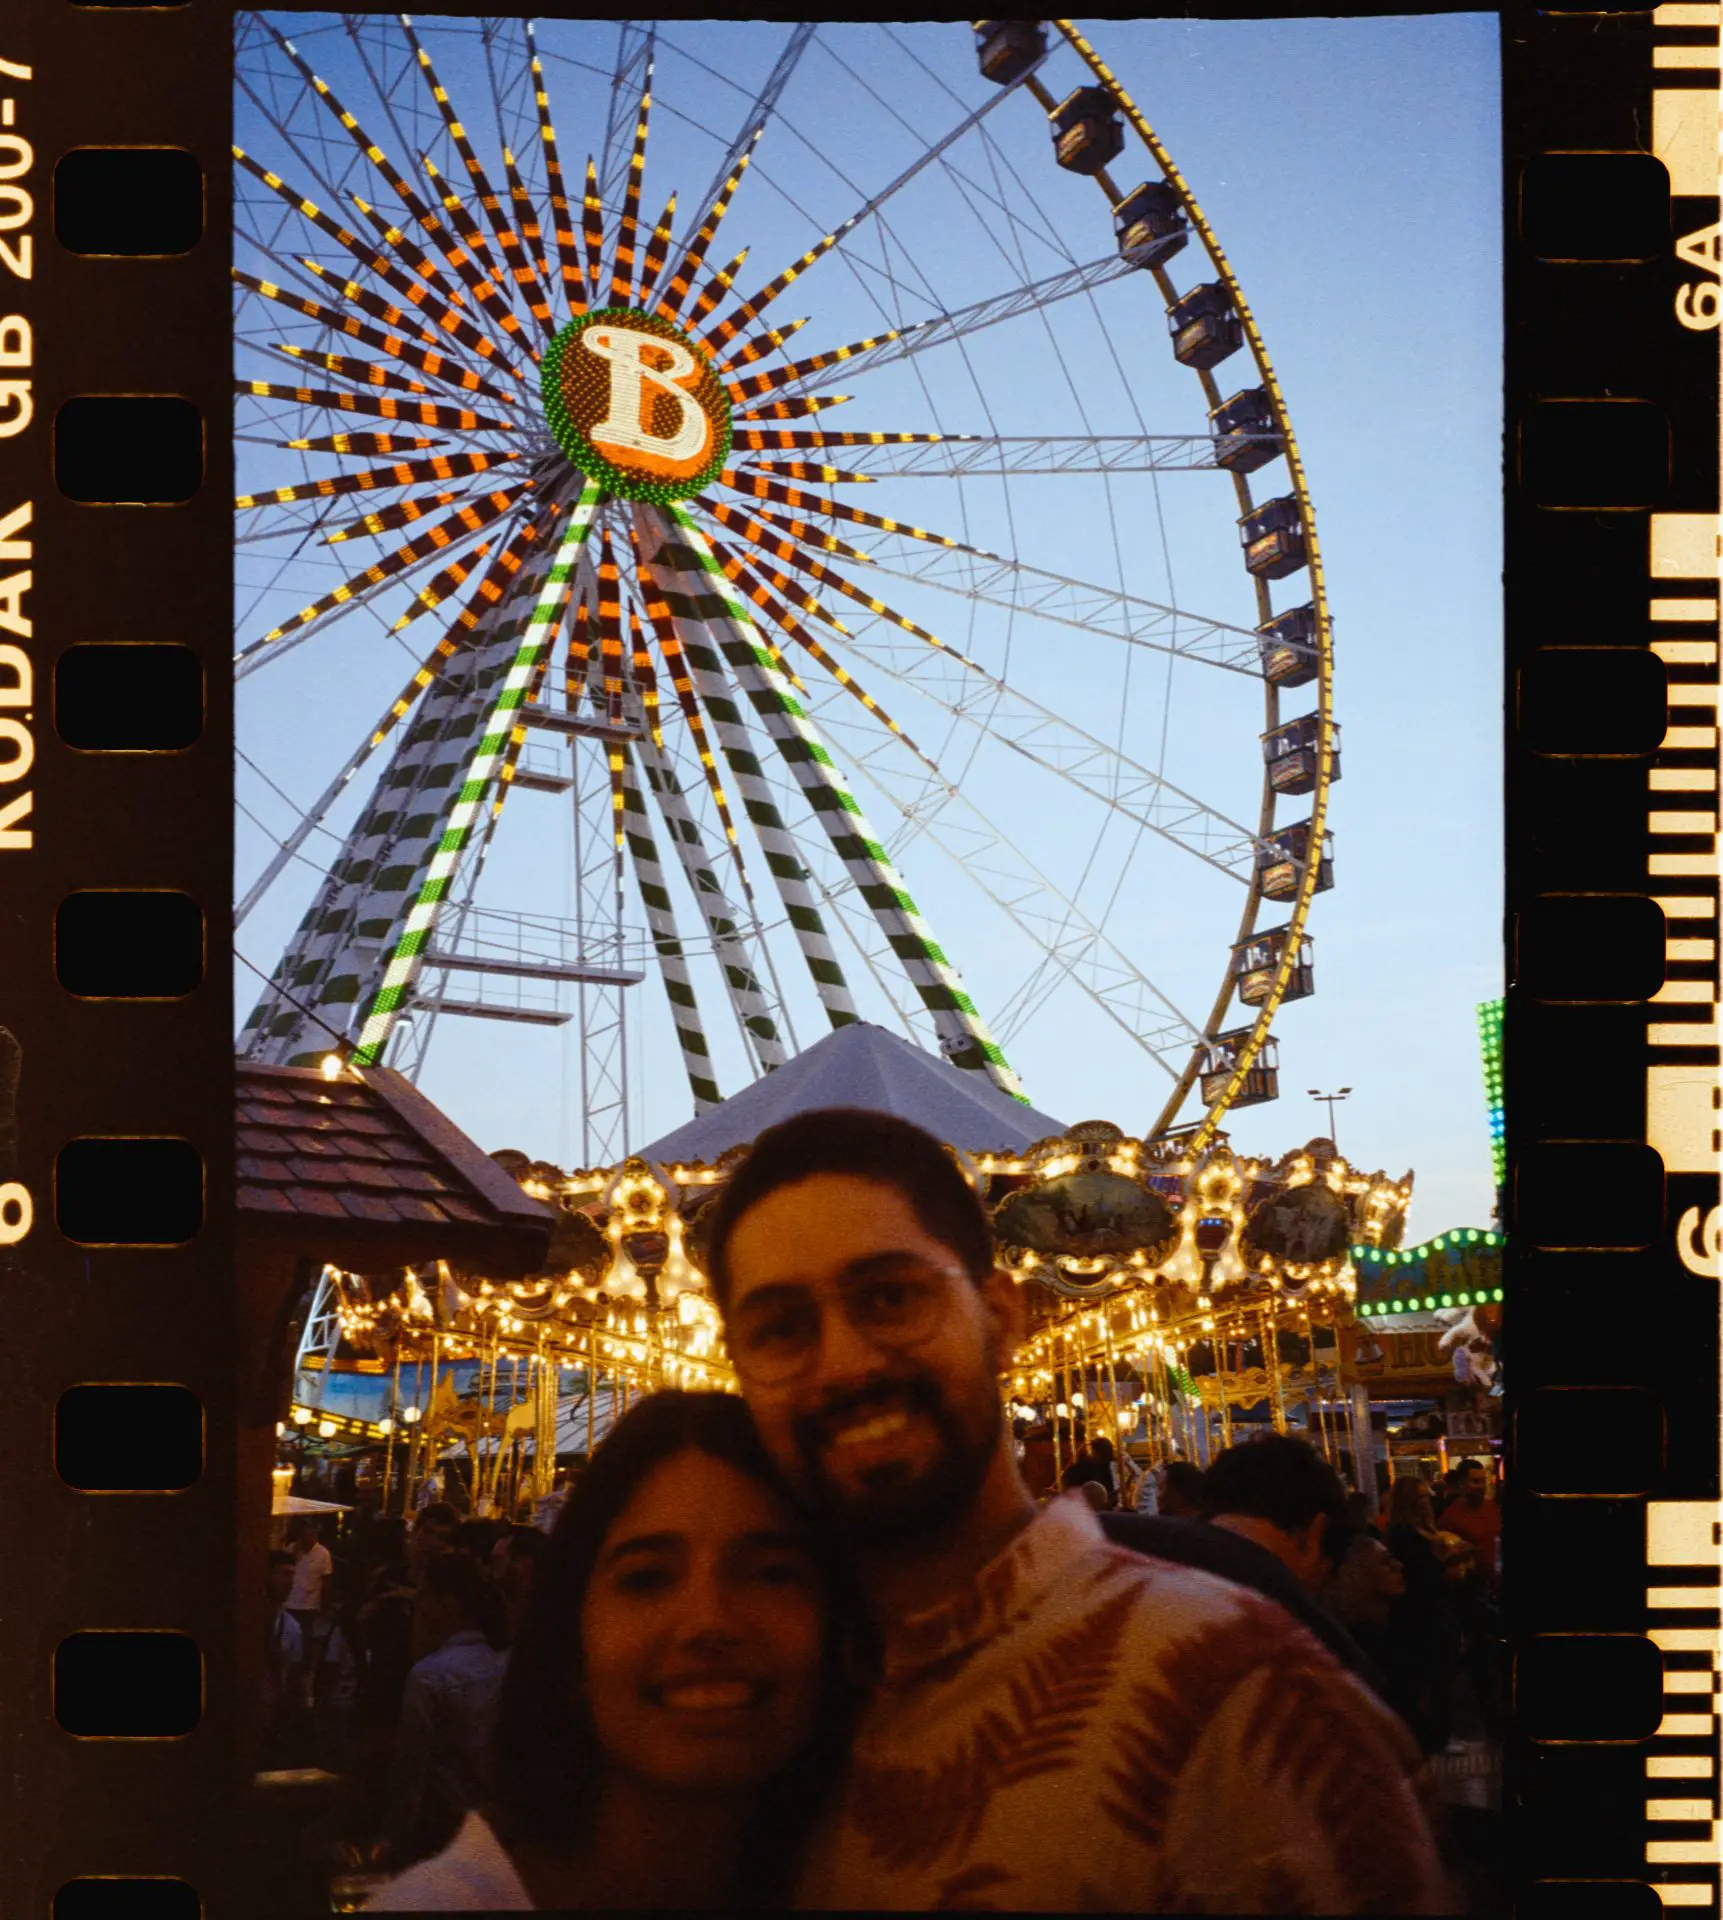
[366,1392,857,1911]
[285,1519,333,1707]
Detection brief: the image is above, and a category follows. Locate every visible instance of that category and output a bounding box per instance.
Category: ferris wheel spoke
[414,154,541,372]
[607,55,656,306]
[240,525,569,1061]
[397,15,534,303]
[351,480,609,1068]
[498,144,562,341]
[235,268,520,407]
[649,507,1029,1096]
[712,486,1257,680]
[236,447,520,513]
[630,718,791,1075]
[522,22,588,314]
[596,23,656,250]
[580,158,609,306]
[237,555,534,926]
[631,189,681,308]
[752,434,1244,481]
[698,28,1056,358]
[614,746,724,1111]
[654,131,762,324]
[233,145,509,377]
[633,507,860,1038]
[278,430,444,456]
[829,731,1204,1077]
[733,392,852,425]
[625,606,667,752]
[235,479,530,666]
[768,252,1141,406]
[672,22,816,249]
[388,503,549,640]
[718,325,903,401]
[717,315,810,381]
[814,618,1258,880]
[629,533,758,872]
[852,537,1262,678]
[288,258,441,353]
[237,375,514,438]
[702,533,939,772]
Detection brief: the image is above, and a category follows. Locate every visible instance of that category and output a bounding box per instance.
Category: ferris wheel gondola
[232,16,1337,1158]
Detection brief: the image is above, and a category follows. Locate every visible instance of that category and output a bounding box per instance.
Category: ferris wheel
[232,15,1338,1163]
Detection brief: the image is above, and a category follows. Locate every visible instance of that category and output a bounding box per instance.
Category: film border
[1,2,1719,1913]
[1507,2,1723,1913]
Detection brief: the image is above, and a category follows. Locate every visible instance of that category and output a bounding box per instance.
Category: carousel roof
[636,1022,1069,1166]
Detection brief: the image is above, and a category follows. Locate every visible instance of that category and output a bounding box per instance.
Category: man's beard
[789,1346,1004,1550]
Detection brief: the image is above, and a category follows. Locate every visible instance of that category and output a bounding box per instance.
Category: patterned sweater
[797,1496,1456,1913]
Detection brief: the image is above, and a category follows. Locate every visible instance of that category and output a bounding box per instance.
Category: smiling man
[704,1108,1454,1914]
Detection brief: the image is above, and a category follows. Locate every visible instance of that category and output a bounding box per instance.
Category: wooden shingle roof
[236,1060,552,1273]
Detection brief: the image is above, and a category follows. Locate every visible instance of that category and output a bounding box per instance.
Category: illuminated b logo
[582,327,711,469]
[541,308,732,503]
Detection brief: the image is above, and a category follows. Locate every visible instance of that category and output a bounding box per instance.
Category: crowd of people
[262,1498,555,1869]
[260,1106,1499,1912]
[1052,1428,1504,1761]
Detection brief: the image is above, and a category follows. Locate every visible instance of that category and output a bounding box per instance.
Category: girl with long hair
[367,1389,861,1910]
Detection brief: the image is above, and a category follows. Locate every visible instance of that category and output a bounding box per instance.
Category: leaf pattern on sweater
[1231,1637,1444,1912]
[1099,1591,1447,1914]
[932,1861,1014,1910]
[846,1581,1140,1873]
[1095,1599,1276,1856]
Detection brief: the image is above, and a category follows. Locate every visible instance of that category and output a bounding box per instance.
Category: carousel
[288,1025,1436,1517]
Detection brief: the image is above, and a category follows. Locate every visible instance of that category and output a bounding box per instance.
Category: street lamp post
[1308,1086,1352,1146]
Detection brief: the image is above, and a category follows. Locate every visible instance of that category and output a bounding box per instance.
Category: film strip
[0,1,1715,1914]
[1509,2,1723,1916]
[2,0,238,1911]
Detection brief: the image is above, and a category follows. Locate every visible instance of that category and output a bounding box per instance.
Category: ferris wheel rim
[1051,20,1338,1146]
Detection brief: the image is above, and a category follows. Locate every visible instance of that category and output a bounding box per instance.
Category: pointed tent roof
[636,1023,1068,1166]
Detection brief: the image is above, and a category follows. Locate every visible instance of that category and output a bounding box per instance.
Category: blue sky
[234,15,1502,1241]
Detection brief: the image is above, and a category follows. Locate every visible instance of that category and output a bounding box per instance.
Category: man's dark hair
[415,1500,460,1534]
[418,1545,509,1648]
[700,1107,993,1309]
[487,1390,862,1903]
[1160,1459,1208,1506]
[455,1517,503,1562]
[1203,1433,1350,1558]
[498,1524,548,1566]
[1457,1456,1486,1476]
[1090,1435,1115,1462]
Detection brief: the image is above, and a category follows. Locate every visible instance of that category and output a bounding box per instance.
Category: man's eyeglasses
[726,1264,961,1385]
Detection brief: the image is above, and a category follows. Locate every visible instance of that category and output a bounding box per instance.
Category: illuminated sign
[541,307,732,504]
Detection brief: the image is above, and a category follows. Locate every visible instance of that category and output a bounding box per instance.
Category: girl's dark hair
[486,1389,861,1904]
